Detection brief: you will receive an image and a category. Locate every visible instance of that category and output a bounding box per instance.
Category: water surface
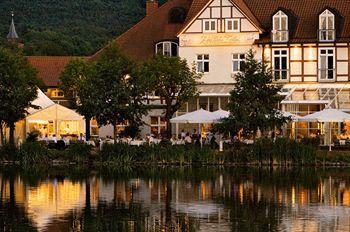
[0,166,350,231]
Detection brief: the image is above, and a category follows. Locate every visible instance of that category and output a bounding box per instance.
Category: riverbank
[1,138,350,166]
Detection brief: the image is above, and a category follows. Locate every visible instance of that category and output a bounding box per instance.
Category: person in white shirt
[180,130,186,140]
[184,133,192,144]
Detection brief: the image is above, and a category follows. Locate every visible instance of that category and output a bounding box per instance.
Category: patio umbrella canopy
[212,110,230,121]
[299,108,350,151]
[170,109,217,124]
[299,109,350,122]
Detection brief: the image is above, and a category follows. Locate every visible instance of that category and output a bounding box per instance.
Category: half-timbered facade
[90,0,350,137]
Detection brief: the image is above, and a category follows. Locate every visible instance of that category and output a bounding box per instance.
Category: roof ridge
[90,0,180,61]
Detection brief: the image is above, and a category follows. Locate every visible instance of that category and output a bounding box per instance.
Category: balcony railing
[272,30,289,43]
[318,29,335,42]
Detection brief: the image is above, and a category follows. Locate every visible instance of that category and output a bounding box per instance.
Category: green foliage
[216,50,289,136]
[0,47,40,146]
[64,143,92,163]
[0,0,151,56]
[26,130,41,142]
[60,58,97,140]
[93,44,148,139]
[139,55,201,137]
[17,141,49,166]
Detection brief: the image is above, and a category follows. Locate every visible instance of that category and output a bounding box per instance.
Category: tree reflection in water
[0,166,349,231]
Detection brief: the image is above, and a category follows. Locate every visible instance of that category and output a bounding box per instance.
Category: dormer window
[272,11,288,42]
[155,41,178,57]
[319,10,335,42]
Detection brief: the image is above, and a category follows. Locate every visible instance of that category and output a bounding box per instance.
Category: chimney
[146,0,158,16]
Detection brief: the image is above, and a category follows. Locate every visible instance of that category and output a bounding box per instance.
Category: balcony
[272,30,289,43]
[318,29,335,42]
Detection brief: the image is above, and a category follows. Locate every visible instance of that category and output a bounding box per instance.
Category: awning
[197,84,233,97]
[281,83,350,109]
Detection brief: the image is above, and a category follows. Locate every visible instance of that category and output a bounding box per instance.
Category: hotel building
[12,0,350,138]
[91,0,350,137]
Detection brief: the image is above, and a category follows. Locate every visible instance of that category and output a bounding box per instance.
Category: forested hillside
[0,0,166,56]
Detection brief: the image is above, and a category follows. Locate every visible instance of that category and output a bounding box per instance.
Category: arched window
[319,9,335,41]
[155,41,178,57]
[169,7,186,24]
[272,11,288,42]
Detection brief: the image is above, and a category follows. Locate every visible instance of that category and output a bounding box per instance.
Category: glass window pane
[197,55,202,60]
[204,62,209,72]
[320,17,326,29]
[274,17,280,30]
[274,57,280,69]
[205,21,210,30]
[233,61,238,71]
[274,71,280,80]
[197,62,203,72]
[204,54,209,60]
[211,21,216,30]
[233,20,239,30]
[328,55,334,69]
[232,54,238,59]
[328,16,334,29]
[281,17,287,30]
[281,57,287,69]
[328,69,334,79]
[227,20,232,30]
[171,43,178,56]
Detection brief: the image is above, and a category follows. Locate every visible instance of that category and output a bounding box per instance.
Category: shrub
[18,141,49,165]
[65,143,92,163]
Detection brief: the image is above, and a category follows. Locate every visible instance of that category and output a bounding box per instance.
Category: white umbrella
[170,109,217,124]
[212,109,230,121]
[299,109,350,122]
[279,111,300,121]
[299,109,350,151]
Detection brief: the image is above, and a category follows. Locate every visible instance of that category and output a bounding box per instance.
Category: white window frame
[232,53,245,73]
[318,48,335,81]
[225,19,240,32]
[319,10,335,42]
[203,19,217,33]
[272,11,289,42]
[196,54,210,73]
[272,49,289,82]
[155,41,178,56]
[150,116,166,135]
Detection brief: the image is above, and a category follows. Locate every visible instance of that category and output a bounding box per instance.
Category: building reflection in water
[0,168,350,231]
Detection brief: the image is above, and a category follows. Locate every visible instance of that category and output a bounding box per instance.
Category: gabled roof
[178,0,264,35]
[89,0,193,63]
[27,56,86,87]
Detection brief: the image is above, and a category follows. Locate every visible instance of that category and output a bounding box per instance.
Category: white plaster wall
[290,76,302,82]
[290,47,302,60]
[337,62,348,75]
[180,45,261,84]
[337,47,348,60]
[304,47,317,60]
[304,62,317,75]
[290,62,302,75]
[187,20,202,33]
[241,19,257,32]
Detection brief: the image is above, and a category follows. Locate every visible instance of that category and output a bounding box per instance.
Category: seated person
[184,133,192,144]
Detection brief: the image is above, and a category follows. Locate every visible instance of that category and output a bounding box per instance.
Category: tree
[140,55,201,138]
[93,44,148,141]
[0,47,40,146]
[60,58,96,141]
[216,50,288,137]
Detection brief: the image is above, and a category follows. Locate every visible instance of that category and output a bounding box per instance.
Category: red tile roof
[244,0,350,43]
[27,56,85,87]
[90,0,350,63]
[90,0,193,63]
